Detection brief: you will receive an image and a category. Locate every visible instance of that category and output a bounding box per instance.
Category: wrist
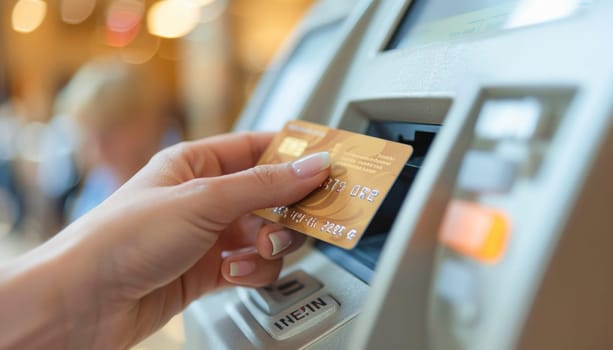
[0,243,72,348]
[0,222,104,349]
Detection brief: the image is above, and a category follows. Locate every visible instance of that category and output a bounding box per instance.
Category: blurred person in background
[57,59,179,221]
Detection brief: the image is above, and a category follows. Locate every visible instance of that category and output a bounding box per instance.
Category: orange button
[439,200,510,263]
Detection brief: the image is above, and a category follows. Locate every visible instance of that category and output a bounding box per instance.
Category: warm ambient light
[147,0,201,39]
[121,34,160,64]
[61,0,96,24]
[11,0,47,33]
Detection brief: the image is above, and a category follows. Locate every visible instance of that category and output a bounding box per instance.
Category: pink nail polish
[221,246,258,259]
[229,261,256,277]
[291,152,330,178]
[269,230,293,256]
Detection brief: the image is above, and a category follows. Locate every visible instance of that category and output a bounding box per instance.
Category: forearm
[0,224,102,349]
[0,247,72,349]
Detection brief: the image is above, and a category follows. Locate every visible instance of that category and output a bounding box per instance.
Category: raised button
[475,98,543,141]
[457,150,518,193]
[439,200,510,263]
[265,294,339,340]
[248,270,322,315]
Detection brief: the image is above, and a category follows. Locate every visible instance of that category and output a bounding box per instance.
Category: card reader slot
[316,121,440,283]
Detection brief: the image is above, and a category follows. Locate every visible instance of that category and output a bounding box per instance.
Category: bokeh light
[1,0,314,244]
[11,0,48,34]
[121,33,161,64]
[147,0,201,39]
[106,0,145,47]
[60,0,97,25]
[190,0,216,6]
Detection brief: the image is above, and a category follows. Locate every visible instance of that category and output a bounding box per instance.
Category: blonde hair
[57,59,159,130]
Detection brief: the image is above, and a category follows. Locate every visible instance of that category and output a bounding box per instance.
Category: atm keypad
[239,269,340,341]
[248,270,323,315]
[263,294,339,340]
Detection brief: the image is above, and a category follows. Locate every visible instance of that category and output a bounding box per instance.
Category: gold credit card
[254,120,413,249]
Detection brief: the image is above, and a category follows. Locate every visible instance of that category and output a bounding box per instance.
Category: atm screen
[316,121,440,283]
[253,19,345,132]
[386,0,597,50]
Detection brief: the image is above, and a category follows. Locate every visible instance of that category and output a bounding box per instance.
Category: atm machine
[184,0,613,349]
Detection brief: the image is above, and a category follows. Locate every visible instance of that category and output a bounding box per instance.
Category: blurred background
[0,0,314,348]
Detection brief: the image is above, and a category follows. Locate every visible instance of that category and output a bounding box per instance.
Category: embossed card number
[254,120,413,249]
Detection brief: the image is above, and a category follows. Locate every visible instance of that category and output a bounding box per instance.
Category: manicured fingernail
[291,152,330,178]
[221,246,257,259]
[229,261,256,277]
[269,230,293,256]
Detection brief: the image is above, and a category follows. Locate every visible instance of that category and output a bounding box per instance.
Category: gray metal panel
[300,1,613,349]
[185,247,368,349]
[233,0,373,132]
[517,114,613,350]
[186,0,613,349]
[300,1,613,130]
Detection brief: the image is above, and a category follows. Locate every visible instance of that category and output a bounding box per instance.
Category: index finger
[183,132,275,176]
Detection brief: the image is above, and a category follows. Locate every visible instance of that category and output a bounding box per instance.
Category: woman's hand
[0,132,330,349]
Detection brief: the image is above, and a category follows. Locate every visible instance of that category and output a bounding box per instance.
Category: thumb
[208,152,330,221]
